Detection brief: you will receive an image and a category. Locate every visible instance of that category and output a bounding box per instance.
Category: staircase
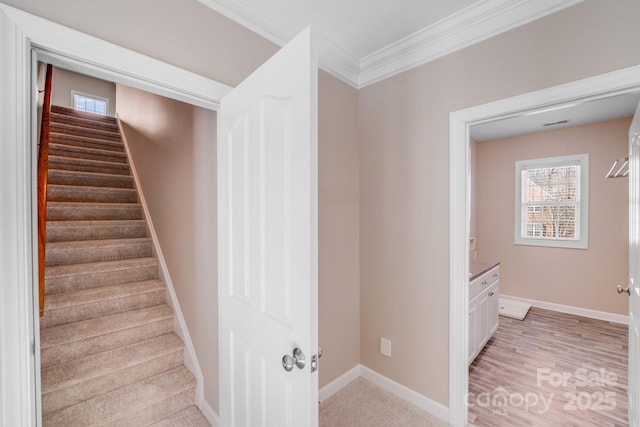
[40,105,210,426]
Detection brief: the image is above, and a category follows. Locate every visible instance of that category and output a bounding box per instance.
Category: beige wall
[476,118,630,315]
[358,0,640,406]
[115,85,221,408]
[51,67,116,116]
[318,71,360,387]
[4,0,278,87]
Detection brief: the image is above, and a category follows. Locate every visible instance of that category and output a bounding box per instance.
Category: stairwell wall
[115,85,219,409]
[51,67,116,116]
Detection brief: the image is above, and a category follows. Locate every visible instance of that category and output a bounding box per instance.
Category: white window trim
[514,153,589,249]
[71,90,109,116]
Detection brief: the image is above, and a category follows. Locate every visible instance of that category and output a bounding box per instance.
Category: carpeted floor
[319,378,450,427]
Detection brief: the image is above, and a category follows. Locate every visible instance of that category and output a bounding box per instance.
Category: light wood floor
[469,308,628,427]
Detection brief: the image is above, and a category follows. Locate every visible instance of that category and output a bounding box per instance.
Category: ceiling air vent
[543,119,569,127]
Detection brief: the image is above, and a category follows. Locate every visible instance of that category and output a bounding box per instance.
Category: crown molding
[318,34,361,87]
[197,0,296,46]
[197,0,584,89]
[357,0,584,88]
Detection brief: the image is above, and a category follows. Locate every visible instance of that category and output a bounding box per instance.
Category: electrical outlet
[380,337,392,357]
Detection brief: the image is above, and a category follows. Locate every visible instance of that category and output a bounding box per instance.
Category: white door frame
[0,4,231,426]
[449,64,640,427]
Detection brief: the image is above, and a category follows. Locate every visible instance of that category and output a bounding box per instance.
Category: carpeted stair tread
[50,111,120,132]
[44,279,165,310]
[41,335,185,416]
[45,257,158,295]
[41,280,165,328]
[45,237,152,266]
[50,121,122,142]
[152,406,211,426]
[49,142,128,163]
[47,184,138,204]
[51,105,117,124]
[47,202,143,221]
[42,333,183,393]
[51,132,124,153]
[40,305,174,367]
[49,154,131,175]
[41,106,199,423]
[43,366,196,427]
[48,169,134,189]
[47,220,147,242]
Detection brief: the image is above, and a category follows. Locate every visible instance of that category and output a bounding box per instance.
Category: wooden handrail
[38,64,53,317]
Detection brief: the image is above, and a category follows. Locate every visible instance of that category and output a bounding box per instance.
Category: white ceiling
[267,0,480,59]
[197,0,583,88]
[471,91,640,141]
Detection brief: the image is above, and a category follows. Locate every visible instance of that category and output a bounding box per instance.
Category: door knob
[617,285,630,295]
[282,348,306,372]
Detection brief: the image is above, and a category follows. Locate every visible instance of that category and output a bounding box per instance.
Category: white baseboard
[319,364,449,424]
[501,294,628,325]
[200,399,219,427]
[359,365,449,423]
[318,365,361,402]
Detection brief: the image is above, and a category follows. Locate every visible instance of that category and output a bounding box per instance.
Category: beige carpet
[319,378,450,427]
[41,105,206,425]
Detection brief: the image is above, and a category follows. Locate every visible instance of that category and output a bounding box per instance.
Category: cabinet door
[477,291,489,350]
[468,298,478,364]
[488,282,499,337]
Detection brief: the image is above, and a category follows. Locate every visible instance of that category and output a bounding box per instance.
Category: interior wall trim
[318,364,361,402]
[199,398,220,426]
[318,364,450,423]
[501,294,629,325]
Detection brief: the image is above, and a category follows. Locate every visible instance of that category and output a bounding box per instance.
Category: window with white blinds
[515,154,589,249]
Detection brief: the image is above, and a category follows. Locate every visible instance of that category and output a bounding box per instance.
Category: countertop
[469,260,500,282]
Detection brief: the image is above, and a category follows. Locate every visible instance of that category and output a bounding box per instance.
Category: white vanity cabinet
[468,263,499,364]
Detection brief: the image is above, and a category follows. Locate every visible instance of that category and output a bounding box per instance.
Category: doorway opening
[0,6,230,422]
[449,64,640,427]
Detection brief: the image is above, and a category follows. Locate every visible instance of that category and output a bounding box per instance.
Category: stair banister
[37,63,53,317]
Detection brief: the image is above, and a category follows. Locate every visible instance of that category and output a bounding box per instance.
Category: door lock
[282,348,306,372]
[617,285,630,295]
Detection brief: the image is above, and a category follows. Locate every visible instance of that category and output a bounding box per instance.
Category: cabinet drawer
[469,265,499,299]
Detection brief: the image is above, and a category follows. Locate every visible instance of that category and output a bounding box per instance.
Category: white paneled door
[217,27,318,427]
[629,100,640,427]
